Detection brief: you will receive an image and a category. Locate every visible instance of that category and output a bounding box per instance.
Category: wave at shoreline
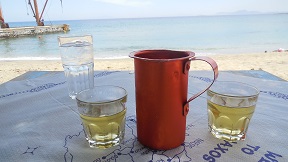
[0,56,132,61]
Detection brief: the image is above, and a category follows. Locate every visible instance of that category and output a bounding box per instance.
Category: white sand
[0,52,287,84]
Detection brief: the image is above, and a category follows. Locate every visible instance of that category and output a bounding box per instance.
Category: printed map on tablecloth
[62,116,285,162]
[63,115,205,162]
[0,71,287,162]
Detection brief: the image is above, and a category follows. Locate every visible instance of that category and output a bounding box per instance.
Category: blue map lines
[0,71,120,99]
[0,82,65,99]
[63,130,84,162]
[260,90,288,100]
[23,146,41,155]
[62,115,204,162]
[190,75,288,101]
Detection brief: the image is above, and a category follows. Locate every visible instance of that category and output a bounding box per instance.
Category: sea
[1,13,288,60]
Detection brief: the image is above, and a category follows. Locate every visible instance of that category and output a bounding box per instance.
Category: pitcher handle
[183,56,219,116]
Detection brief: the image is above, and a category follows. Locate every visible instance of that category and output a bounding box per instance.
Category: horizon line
[5,12,288,23]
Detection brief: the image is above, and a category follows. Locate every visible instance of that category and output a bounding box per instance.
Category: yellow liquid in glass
[207,100,255,141]
[80,109,126,148]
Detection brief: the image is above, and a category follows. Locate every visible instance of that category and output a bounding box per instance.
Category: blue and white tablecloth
[0,70,287,162]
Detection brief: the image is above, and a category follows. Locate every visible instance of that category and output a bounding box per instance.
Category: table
[0,70,287,162]
[9,70,287,82]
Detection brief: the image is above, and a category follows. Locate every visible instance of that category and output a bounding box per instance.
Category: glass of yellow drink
[76,85,127,148]
[207,81,259,141]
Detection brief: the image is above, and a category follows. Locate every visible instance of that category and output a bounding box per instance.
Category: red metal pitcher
[129,50,218,150]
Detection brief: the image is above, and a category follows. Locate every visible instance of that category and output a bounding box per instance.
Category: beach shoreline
[0,52,287,84]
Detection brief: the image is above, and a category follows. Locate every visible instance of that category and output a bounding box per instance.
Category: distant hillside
[216,10,277,16]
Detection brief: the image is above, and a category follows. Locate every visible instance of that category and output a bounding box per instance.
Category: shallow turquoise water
[1,14,288,60]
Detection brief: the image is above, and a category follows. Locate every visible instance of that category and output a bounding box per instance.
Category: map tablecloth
[0,70,287,162]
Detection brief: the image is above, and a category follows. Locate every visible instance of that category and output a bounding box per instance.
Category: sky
[1,0,288,22]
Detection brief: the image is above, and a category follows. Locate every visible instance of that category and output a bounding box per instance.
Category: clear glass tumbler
[207,81,259,141]
[76,85,127,149]
[58,35,94,99]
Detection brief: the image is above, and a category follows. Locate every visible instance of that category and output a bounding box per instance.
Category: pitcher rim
[129,49,195,61]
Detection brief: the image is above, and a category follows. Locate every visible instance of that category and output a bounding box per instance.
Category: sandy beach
[0,52,287,84]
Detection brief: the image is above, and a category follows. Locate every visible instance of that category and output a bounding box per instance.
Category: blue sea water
[1,14,288,60]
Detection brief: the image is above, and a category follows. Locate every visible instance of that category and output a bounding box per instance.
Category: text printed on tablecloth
[203,140,283,162]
